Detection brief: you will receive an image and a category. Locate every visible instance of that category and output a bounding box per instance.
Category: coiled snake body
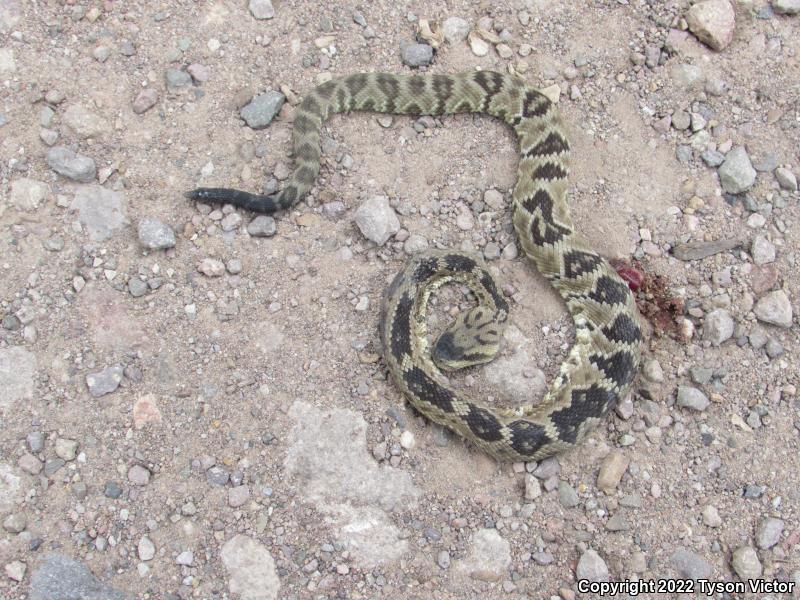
[187,71,644,461]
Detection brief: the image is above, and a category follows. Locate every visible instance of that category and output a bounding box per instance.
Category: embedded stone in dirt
[221,534,280,600]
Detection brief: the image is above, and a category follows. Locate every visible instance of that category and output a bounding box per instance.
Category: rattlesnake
[186,71,645,461]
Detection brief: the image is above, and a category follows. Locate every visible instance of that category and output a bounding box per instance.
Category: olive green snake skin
[187,71,645,461]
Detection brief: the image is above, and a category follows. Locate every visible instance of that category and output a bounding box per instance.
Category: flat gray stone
[165,68,192,90]
[137,217,176,250]
[677,386,710,411]
[772,0,800,14]
[576,549,609,582]
[401,41,433,67]
[240,91,285,129]
[775,167,797,191]
[132,88,158,114]
[756,517,784,549]
[751,235,776,265]
[442,17,470,43]
[247,215,277,237]
[703,309,734,345]
[284,401,419,511]
[46,146,96,183]
[29,554,130,600]
[249,0,275,19]
[670,63,704,88]
[457,529,512,582]
[670,548,712,579]
[63,104,110,139]
[718,146,757,194]
[672,238,741,260]
[10,178,50,211]
[0,347,37,410]
[731,546,762,580]
[221,535,280,599]
[70,186,128,241]
[86,364,124,397]
[353,195,400,245]
[754,290,792,328]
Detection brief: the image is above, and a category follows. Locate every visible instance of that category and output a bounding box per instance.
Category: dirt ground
[0,0,798,598]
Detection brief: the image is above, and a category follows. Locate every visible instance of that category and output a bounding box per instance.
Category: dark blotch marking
[405,365,455,413]
[473,70,504,112]
[279,185,298,207]
[404,102,422,115]
[335,87,349,112]
[389,291,414,358]
[345,73,369,97]
[444,254,477,273]
[531,162,568,181]
[408,75,426,97]
[507,420,551,456]
[550,384,617,444]
[360,97,376,111]
[315,81,337,100]
[480,272,509,313]
[601,313,643,344]
[452,100,473,113]
[295,165,317,185]
[521,89,550,118]
[432,75,454,113]
[590,351,636,390]
[563,250,602,279]
[465,403,504,442]
[526,131,569,157]
[301,95,324,119]
[522,189,571,245]
[294,142,320,163]
[412,257,440,283]
[293,114,314,135]
[586,275,632,306]
[376,74,399,113]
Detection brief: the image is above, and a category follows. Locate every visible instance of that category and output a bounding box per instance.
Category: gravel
[85,364,124,397]
[70,186,128,241]
[0,347,37,410]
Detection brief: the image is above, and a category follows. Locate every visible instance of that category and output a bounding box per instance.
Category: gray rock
[672,238,741,260]
[404,234,429,254]
[132,88,158,114]
[677,386,710,411]
[249,0,275,19]
[63,104,111,139]
[353,195,400,245]
[55,438,78,461]
[751,235,776,265]
[206,466,230,486]
[401,41,433,67]
[27,432,44,453]
[138,537,155,561]
[0,347,37,410]
[46,146,96,182]
[670,63,704,88]
[690,367,713,385]
[10,178,49,211]
[772,0,800,14]
[437,550,451,569]
[765,337,784,358]
[752,152,779,172]
[703,309,734,345]
[754,290,792,328]
[774,167,797,191]
[558,481,580,508]
[30,554,130,600]
[165,68,192,90]
[128,278,148,298]
[718,147,757,194]
[576,549,609,582]
[285,401,419,511]
[86,364,124,397]
[104,481,123,499]
[676,145,693,163]
[686,0,736,51]
[240,91,285,129]
[70,186,128,241]
[138,217,176,250]
[3,512,26,533]
[175,551,194,566]
[731,546,762,580]
[442,17,470,43]
[221,535,280,600]
[701,149,725,167]
[756,517,783,549]
[128,465,150,486]
[670,548,712,579]
[672,110,691,130]
[457,529,511,582]
[228,485,250,508]
[247,215,277,237]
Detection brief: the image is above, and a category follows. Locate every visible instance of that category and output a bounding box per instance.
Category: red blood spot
[611,261,644,292]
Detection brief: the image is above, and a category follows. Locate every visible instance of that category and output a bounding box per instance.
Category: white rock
[576,549,610,582]
[754,290,792,328]
[686,0,736,51]
[458,529,511,582]
[10,178,49,211]
[353,196,400,245]
[718,147,756,194]
[138,537,155,561]
[221,535,280,600]
[442,17,470,43]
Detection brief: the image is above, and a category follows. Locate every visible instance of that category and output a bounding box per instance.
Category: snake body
[187,71,645,461]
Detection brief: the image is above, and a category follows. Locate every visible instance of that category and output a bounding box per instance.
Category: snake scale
[187,71,645,461]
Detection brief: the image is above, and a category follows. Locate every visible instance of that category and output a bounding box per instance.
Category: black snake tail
[184,188,289,214]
